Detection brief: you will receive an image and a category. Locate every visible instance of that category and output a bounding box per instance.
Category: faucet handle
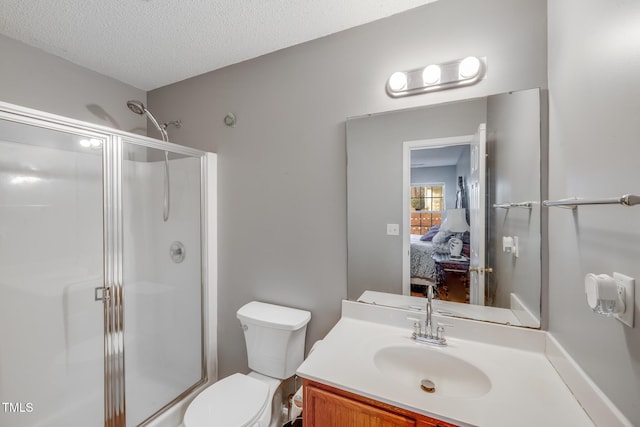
[436,322,454,340]
[407,316,422,337]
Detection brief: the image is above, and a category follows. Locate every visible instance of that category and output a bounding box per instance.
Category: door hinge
[469,267,494,274]
[95,286,111,302]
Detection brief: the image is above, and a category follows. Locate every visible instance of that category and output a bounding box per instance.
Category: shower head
[126,99,172,222]
[126,100,168,142]
[126,100,146,116]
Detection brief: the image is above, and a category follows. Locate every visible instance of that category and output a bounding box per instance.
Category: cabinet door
[305,384,415,427]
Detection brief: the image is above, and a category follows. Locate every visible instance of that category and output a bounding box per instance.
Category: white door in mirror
[584,273,635,327]
[469,124,486,305]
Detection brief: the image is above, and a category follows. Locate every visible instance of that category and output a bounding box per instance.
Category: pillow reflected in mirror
[420,225,440,241]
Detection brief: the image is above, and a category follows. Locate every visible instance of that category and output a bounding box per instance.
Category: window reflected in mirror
[410,185,444,234]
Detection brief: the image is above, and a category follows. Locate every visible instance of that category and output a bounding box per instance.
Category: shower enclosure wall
[0,102,215,427]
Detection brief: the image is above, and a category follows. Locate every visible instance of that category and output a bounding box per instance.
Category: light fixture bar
[386,56,486,98]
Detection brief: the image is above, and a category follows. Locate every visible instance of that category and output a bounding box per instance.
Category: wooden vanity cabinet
[303,379,458,427]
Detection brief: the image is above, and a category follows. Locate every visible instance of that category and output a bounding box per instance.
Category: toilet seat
[183,373,269,427]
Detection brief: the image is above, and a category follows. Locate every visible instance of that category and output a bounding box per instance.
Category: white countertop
[297,312,594,426]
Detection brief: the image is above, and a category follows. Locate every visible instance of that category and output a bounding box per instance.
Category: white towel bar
[542,194,640,209]
[492,202,533,209]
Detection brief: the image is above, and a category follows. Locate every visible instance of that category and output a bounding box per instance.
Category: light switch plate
[613,272,635,328]
[386,224,399,236]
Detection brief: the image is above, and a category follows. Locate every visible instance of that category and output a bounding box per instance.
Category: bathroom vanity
[304,380,457,426]
[297,300,596,427]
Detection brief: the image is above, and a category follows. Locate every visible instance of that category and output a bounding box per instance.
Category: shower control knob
[170,241,186,263]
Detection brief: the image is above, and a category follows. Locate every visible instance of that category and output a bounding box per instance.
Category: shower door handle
[95,286,111,302]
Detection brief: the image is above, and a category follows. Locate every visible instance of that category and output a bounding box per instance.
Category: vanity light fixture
[388,71,408,92]
[386,56,486,98]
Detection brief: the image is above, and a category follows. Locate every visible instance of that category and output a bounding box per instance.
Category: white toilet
[183,301,311,427]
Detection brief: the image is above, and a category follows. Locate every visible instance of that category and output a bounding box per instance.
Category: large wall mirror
[347,88,545,328]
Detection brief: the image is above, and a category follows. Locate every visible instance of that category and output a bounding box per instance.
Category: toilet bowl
[183,301,311,427]
[183,372,281,427]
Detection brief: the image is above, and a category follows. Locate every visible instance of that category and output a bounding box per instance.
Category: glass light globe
[459,56,481,79]
[422,65,441,85]
[388,72,407,91]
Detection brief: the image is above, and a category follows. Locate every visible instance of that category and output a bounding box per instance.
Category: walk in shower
[0,102,213,427]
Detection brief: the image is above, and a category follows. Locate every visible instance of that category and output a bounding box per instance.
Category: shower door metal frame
[118,135,210,427]
[0,101,210,427]
[104,135,125,427]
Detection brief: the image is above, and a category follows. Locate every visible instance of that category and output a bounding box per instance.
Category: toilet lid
[183,373,269,427]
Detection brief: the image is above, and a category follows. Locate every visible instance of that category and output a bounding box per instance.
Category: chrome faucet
[425,283,434,336]
[411,284,448,346]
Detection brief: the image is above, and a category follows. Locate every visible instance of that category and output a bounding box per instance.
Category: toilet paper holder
[585,272,635,327]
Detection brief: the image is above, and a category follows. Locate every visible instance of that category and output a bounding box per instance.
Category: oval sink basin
[373,345,492,398]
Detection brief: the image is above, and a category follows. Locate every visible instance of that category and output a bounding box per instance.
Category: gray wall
[148,0,547,379]
[411,165,457,210]
[347,100,486,300]
[0,34,146,132]
[548,0,640,424]
[487,89,542,318]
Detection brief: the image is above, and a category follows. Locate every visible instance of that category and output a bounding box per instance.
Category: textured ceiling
[0,0,437,91]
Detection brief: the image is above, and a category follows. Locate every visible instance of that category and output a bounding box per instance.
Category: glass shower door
[121,141,204,426]
[0,119,105,427]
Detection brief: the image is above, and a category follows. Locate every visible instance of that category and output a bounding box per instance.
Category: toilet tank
[237,301,311,379]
